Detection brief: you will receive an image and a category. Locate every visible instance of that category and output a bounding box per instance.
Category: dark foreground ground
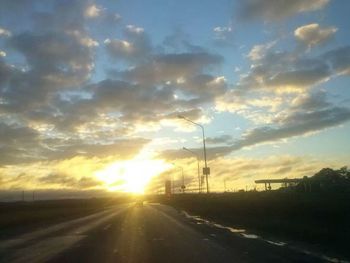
[0,202,344,263]
[0,197,130,238]
[153,191,350,261]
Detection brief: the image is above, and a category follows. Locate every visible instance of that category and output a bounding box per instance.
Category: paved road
[0,203,333,263]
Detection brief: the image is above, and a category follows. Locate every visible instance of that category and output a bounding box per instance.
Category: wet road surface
[0,203,334,263]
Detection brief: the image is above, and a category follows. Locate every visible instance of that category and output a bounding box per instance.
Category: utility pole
[178,115,210,193]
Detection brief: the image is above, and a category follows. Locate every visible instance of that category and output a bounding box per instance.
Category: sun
[95,157,170,194]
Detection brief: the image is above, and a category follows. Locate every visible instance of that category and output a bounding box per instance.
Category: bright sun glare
[95,158,170,194]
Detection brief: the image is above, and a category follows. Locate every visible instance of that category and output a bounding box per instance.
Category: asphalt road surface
[0,203,337,263]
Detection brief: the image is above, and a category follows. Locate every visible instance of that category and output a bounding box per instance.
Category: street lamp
[178,115,210,193]
[183,147,201,193]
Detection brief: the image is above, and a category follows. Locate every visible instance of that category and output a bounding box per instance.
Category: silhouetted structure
[255,178,305,191]
[255,167,350,192]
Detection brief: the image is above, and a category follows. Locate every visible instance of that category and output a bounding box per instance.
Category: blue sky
[0,0,349,194]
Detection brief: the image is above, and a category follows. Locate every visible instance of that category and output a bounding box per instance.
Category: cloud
[0,123,40,165]
[206,135,233,145]
[294,23,337,47]
[39,173,103,189]
[212,26,234,46]
[235,106,350,148]
[266,63,331,89]
[10,31,94,85]
[120,52,223,85]
[1,1,98,114]
[0,58,13,86]
[105,25,152,62]
[247,41,276,61]
[84,4,102,18]
[42,138,151,161]
[0,119,150,165]
[213,26,232,39]
[178,92,350,159]
[238,0,330,21]
[290,90,331,111]
[0,27,12,37]
[323,46,350,75]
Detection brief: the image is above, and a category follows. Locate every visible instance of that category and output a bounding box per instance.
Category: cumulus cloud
[84,4,102,18]
[238,0,330,21]
[294,23,337,47]
[247,41,276,61]
[0,118,150,165]
[0,27,11,37]
[105,24,152,62]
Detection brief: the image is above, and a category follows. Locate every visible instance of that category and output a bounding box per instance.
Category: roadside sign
[203,167,210,175]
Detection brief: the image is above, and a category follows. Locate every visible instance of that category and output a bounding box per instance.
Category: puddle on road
[241,233,259,239]
[182,211,349,263]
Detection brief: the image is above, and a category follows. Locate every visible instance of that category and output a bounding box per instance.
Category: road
[0,203,336,263]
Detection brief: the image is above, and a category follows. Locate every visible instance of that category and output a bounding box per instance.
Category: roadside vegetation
[156,167,350,259]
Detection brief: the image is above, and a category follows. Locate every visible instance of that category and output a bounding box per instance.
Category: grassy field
[0,197,131,237]
[152,191,350,259]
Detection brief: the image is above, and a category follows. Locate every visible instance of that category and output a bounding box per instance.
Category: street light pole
[183,147,201,193]
[178,115,210,193]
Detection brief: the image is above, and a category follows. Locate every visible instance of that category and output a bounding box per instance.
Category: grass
[152,191,350,259]
[0,197,131,237]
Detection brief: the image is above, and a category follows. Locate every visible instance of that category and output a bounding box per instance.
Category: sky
[0,0,349,197]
